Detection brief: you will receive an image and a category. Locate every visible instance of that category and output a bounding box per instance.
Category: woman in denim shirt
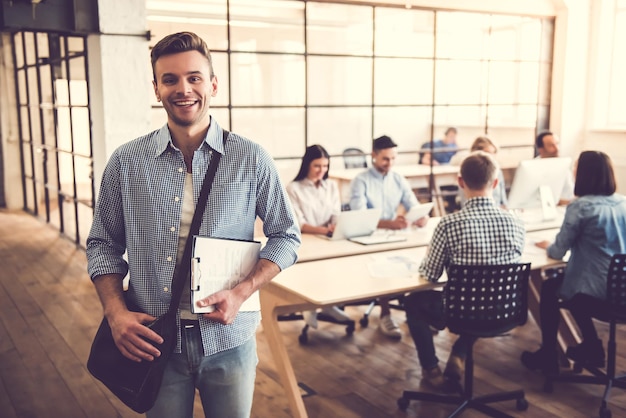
[521,151,626,374]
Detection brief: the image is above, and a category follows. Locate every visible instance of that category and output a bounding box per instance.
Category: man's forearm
[234,258,281,301]
[93,273,127,319]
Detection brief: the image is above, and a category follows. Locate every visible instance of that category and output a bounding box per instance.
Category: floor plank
[3,209,626,418]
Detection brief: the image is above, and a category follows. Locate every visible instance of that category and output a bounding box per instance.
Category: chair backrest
[444,263,531,338]
[342,147,368,169]
[606,254,626,321]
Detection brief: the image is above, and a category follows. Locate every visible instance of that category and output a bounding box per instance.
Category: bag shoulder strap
[166,129,229,316]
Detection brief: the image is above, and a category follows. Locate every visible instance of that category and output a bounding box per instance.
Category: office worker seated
[403,151,526,390]
[349,135,428,339]
[535,130,575,205]
[521,151,626,374]
[419,127,458,166]
[286,144,352,328]
[452,136,508,208]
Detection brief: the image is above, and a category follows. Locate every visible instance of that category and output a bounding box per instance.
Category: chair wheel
[543,380,553,393]
[516,398,529,411]
[346,322,355,336]
[298,332,308,344]
[397,396,409,411]
[600,406,612,418]
[360,316,369,327]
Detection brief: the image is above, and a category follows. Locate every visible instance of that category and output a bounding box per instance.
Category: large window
[147,0,553,160]
[12,32,94,246]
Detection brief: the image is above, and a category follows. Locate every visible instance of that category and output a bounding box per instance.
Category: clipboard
[191,235,261,314]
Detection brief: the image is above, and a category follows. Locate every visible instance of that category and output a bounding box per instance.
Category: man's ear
[152,80,161,102]
[491,177,499,190]
[457,176,465,189]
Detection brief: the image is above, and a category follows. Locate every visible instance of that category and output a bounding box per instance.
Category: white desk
[260,228,567,418]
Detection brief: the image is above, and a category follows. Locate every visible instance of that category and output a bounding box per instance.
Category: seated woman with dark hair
[286,144,351,327]
[521,151,626,374]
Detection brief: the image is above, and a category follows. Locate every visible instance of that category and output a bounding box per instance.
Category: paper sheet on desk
[367,255,421,278]
[191,236,261,313]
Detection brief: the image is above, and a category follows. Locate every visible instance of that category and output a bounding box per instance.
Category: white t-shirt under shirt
[178,172,197,319]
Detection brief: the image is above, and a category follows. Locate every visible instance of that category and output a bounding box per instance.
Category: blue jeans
[147,320,258,418]
[404,290,473,370]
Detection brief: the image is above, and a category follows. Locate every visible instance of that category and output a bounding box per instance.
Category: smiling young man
[86,32,300,417]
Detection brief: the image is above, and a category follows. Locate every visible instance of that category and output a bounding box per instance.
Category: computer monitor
[507,157,573,213]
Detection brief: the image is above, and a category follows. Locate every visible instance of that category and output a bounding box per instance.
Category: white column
[88,0,152,195]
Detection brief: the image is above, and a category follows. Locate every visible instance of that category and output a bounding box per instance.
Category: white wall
[0,34,22,209]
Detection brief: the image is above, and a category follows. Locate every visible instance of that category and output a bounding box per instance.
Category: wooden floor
[2,209,626,418]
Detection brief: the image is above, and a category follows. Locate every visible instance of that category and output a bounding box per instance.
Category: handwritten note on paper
[367,255,421,279]
[191,236,261,313]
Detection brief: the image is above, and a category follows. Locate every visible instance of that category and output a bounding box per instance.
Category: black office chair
[398,263,531,417]
[544,254,626,418]
[342,147,368,169]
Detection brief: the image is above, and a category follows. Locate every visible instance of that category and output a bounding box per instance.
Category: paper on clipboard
[405,202,434,223]
[191,236,261,314]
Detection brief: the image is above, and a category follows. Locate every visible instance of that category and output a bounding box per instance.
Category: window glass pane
[435,60,486,105]
[39,65,53,106]
[488,104,537,127]
[69,56,86,81]
[307,56,372,105]
[67,36,84,54]
[307,107,372,156]
[22,142,33,177]
[231,108,304,158]
[436,12,489,59]
[17,71,27,105]
[36,33,49,60]
[24,32,36,65]
[488,16,541,61]
[56,107,72,152]
[75,155,92,202]
[70,80,89,107]
[71,107,91,156]
[20,107,31,141]
[210,109,230,130]
[488,61,539,104]
[78,203,93,247]
[374,8,434,58]
[373,106,433,152]
[307,3,373,55]
[58,153,74,195]
[434,105,485,127]
[211,52,229,107]
[230,0,304,53]
[13,33,24,68]
[62,200,77,241]
[41,108,56,149]
[374,58,433,105]
[147,0,228,51]
[230,53,304,106]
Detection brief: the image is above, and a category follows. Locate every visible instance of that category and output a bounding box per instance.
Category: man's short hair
[151,32,215,81]
[445,127,457,136]
[460,151,497,190]
[535,131,553,149]
[372,135,397,152]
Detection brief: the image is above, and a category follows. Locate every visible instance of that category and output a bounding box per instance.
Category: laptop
[319,208,382,241]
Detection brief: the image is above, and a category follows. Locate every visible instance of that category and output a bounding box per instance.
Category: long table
[259,218,569,418]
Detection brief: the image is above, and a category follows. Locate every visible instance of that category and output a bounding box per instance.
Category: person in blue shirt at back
[419,127,458,166]
[521,151,626,375]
